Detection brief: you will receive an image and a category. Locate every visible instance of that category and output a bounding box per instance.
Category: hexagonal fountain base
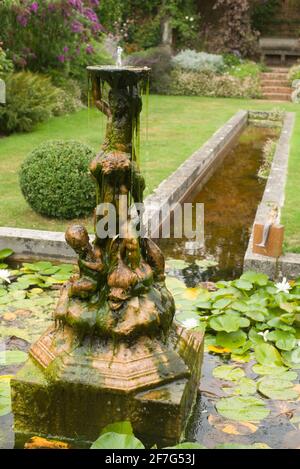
[11,323,203,448]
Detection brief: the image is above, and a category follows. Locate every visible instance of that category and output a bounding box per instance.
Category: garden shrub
[20,140,96,219]
[126,46,173,94]
[0,45,13,79]
[49,73,83,116]
[222,53,242,68]
[227,61,262,79]
[0,0,102,73]
[0,71,60,134]
[288,64,300,85]
[170,69,261,99]
[172,50,225,73]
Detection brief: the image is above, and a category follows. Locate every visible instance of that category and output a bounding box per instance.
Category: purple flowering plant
[0,0,103,71]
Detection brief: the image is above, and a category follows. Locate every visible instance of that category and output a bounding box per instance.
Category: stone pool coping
[0,110,249,261]
[243,111,300,279]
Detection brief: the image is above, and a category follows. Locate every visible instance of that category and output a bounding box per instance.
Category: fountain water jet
[11,65,204,447]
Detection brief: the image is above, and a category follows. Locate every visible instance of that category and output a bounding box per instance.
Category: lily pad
[0,376,11,417]
[100,421,133,436]
[212,365,245,382]
[195,259,218,269]
[267,330,297,351]
[233,279,253,291]
[267,318,295,332]
[216,396,270,421]
[166,259,189,270]
[209,314,250,333]
[213,298,232,310]
[231,301,249,313]
[196,301,212,310]
[252,364,289,376]
[0,249,14,260]
[241,271,268,286]
[91,432,144,449]
[0,350,28,366]
[230,377,257,396]
[258,376,299,401]
[0,326,30,341]
[165,277,186,294]
[254,342,283,367]
[249,328,265,345]
[281,349,300,369]
[216,330,247,350]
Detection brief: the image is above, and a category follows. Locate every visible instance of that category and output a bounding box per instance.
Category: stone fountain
[11,64,204,447]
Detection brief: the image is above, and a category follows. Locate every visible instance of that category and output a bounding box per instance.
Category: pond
[1,260,300,449]
[158,125,280,284]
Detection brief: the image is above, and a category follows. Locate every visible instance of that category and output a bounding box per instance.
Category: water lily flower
[275,277,291,294]
[181,318,199,330]
[258,330,269,342]
[0,269,11,284]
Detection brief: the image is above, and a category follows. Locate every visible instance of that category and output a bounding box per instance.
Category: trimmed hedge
[20,140,96,219]
[170,69,261,99]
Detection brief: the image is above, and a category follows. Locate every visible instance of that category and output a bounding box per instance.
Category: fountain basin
[87,65,150,87]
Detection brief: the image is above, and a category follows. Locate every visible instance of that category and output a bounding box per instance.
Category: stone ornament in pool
[11,65,204,448]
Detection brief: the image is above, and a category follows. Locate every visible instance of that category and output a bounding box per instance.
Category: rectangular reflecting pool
[157,125,280,283]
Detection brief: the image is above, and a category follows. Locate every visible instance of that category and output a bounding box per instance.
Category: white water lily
[0,269,11,284]
[275,277,291,294]
[258,330,269,342]
[181,318,199,330]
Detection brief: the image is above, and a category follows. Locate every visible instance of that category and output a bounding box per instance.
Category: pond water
[1,273,300,450]
[158,125,280,284]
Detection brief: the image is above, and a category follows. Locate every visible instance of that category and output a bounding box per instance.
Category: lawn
[0,95,299,252]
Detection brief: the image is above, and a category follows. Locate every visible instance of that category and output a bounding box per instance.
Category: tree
[212,0,259,57]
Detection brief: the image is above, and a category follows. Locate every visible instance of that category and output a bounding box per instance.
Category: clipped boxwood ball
[20,140,96,219]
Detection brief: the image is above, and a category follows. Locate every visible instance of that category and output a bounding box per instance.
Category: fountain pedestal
[11,66,204,447]
[11,323,203,447]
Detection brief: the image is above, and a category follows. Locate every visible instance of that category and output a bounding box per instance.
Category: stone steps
[263,92,291,101]
[261,86,292,93]
[262,79,289,87]
[262,72,288,80]
[260,68,291,101]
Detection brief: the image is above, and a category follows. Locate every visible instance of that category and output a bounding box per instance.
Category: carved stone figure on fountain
[54,224,105,322]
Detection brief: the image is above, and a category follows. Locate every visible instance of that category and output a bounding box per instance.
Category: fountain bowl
[87,65,150,86]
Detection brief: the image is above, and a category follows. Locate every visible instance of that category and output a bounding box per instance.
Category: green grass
[0,95,299,252]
